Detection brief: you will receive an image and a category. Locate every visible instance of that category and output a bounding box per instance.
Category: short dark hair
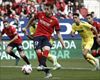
[86,14,93,18]
[73,13,79,17]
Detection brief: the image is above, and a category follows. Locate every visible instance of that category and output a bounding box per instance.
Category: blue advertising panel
[0,18,100,40]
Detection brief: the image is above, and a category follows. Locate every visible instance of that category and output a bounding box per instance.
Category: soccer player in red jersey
[86,14,100,57]
[23,3,65,78]
[0,20,31,66]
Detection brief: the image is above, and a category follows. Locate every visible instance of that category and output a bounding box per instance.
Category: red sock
[92,50,100,57]
[92,50,97,57]
[98,49,100,55]
[43,50,49,58]
[37,52,42,63]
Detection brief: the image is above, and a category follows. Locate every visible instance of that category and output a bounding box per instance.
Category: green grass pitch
[0,59,100,80]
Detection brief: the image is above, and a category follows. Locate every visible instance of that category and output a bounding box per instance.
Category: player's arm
[22,17,35,33]
[70,31,75,37]
[26,35,33,40]
[91,26,100,44]
[55,19,65,48]
[70,24,76,37]
[91,26,99,38]
[56,31,65,48]
[24,31,33,40]
[22,12,38,33]
[84,22,98,36]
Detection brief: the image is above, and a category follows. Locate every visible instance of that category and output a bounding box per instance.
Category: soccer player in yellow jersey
[24,22,61,70]
[71,13,100,70]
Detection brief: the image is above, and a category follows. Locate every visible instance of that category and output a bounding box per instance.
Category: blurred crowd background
[0,0,100,21]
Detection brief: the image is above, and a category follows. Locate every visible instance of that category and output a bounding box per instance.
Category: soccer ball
[21,65,32,75]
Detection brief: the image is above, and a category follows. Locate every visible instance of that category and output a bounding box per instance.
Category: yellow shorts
[82,37,94,51]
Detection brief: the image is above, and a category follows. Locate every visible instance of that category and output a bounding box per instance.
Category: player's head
[86,14,93,23]
[73,13,80,24]
[44,3,54,17]
[3,20,9,28]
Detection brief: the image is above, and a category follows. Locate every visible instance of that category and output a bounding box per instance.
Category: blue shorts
[33,36,52,50]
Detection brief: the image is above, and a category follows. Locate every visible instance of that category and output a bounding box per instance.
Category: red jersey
[36,0,42,3]
[92,21,100,33]
[34,12,60,40]
[2,26,22,44]
[45,0,56,4]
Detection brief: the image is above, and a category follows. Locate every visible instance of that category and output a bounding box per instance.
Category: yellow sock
[48,54,57,65]
[48,54,54,63]
[86,53,96,66]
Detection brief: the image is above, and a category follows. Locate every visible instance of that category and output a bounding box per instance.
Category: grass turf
[0,59,100,80]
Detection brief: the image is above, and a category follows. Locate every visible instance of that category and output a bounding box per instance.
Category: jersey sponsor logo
[40,19,50,27]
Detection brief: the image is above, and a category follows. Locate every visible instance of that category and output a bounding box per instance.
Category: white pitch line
[0,66,92,70]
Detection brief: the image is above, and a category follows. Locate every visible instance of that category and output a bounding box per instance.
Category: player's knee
[6,49,11,54]
[36,49,42,54]
[43,46,50,51]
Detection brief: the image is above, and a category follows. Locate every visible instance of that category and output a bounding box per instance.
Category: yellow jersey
[72,21,94,41]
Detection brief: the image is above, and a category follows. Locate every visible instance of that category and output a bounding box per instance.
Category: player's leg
[36,46,50,70]
[33,37,44,67]
[41,37,53,78]
[97,48,100,56]
[33,37,50,73]
[92,48,100,57]
[33,36,49,69]
[6,43,20,65]
[48,53,61,70]
[17,44,30,65]
[82,40,99,70]
[92,50,100,57]
[34,36,52,78]
[36,48,52,78]
[91,38,100,57]
[42,46,52,78]
[83,49,96,65]
[36,49,43,67]
[49,37,61,70]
